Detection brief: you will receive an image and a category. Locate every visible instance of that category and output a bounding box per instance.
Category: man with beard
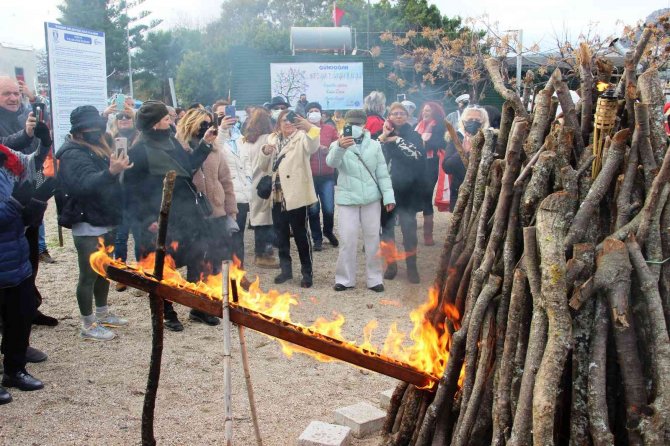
[0,76,58,342]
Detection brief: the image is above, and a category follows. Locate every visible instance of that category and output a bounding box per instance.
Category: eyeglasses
[389,112,407,117]
[116,113,131,120]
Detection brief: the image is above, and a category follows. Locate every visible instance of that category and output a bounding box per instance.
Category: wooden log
[615,142,639,230]
[565,129,629,248]
[632,103,657,193]
[484,58,529,121]
[525,89,554,157]
[496,102,516,158]
[520,150,556,227]
[221,262,233,445]
[382,382,409,435]
[142,170,176,446]
[466,129,497,233]
[637,68,667,166]
[577,42,594,146]
[550,69,584,154]
[532,192,573,446]
[637,135,670,247]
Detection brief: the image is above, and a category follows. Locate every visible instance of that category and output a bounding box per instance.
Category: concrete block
[298,421,352,446]
[333,401,386,438]
[379,388,395,410]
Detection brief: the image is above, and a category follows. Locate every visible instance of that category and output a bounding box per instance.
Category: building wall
[0,43,37,88]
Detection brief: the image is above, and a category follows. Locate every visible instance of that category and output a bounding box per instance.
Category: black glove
[34,177,56,202]
[22,198,47,228]
[34,122,53,149]
[12,180,34,206]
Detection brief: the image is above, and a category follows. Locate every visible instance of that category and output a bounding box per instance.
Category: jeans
[114,214,141,263]
[38,222,47,253]
[308,176,335,243]
[254,225,274,256]
[381,206,418,256]
[273,204,312,276]
[73,232,115,317]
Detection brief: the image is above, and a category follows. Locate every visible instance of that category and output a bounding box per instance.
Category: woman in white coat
[258,110,320,288]
[240,108,278,268]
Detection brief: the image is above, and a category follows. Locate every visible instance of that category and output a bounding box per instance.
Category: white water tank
[290,27,352,53]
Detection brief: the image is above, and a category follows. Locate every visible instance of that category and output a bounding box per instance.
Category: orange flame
[377,240,416,265]
[596,81,610,92]
[90,241,461,385]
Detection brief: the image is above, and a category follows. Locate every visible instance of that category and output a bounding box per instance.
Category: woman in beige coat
[240,108,278,268]
[176,108,237,325]
[258,109,320,288]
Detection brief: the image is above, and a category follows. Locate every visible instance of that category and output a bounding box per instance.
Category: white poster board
[270,62,363,110]
[45,22,107,151]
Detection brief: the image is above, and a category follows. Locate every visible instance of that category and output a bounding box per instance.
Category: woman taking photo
[241,108,278,269]
[442,106,490,209]
[175,107,237,287]
[125,101,216,332]
[378,102,425,283]
[415,102,446,246]
[326,110,395,292]
[258,110,320,288]
[57,106,132,341]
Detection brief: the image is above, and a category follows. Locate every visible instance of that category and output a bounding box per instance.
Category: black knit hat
[268,96,290,109]
[136,100,169,131]
[305,102,322,113]
[70,106,106,133]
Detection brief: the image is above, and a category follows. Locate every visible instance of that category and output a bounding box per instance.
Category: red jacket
[309,124,339,177]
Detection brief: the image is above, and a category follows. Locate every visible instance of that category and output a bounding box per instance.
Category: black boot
[164,303,184,332]
[406,256,420,284]
[300,264,313,288]
[274,263,293,284]
[189,309,221,326]
[384,262,398,280]
[0,386,11,405]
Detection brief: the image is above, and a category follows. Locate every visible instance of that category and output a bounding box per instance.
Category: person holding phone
[326,109,395,292]
[56,106,132,341]
[378,102,425,283]
[258,110,320,288]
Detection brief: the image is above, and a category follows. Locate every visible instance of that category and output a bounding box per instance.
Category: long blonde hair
[176,108,216,150]
[72,132,113,159]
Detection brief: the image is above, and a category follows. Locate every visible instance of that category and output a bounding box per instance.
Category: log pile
[381,27,670,446]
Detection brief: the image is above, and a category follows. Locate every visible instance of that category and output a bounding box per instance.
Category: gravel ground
[0,201,451,445]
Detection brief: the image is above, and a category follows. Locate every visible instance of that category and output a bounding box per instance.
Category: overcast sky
[0,0,666,51]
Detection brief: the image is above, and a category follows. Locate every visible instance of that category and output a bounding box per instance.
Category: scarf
[415,119,435,139]
[142,130,191,178]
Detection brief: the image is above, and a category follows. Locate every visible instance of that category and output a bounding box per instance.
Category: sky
[0,0,667,51]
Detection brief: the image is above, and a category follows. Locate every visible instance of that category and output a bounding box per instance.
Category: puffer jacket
[326,132,395,207]
[0,169,31,288]
[56,138,123,229]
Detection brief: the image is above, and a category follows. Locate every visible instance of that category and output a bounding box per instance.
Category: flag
[333,2,345,26]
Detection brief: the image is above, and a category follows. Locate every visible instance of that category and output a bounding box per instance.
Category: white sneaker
[81,322,116,341]
[97,312,128,328]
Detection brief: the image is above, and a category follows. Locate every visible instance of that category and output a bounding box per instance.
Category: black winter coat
[381,123,425,211]
[441,132,466,211]
[56,139,123,228]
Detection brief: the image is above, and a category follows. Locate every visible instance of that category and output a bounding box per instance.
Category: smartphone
[286,111,298,123]
[114,137,128,157]
[343,125,353,137]
[14,67,25,83]
[397,93,406,102]
[216,114,224,126]
[116,94,126,112]
[32,102,45,122]
[224,105,236,118]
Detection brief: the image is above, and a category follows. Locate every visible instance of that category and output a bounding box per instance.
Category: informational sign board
[270,62,363,110]
[45,22,107,151]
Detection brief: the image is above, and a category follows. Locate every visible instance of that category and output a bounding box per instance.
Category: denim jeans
[38,222,47,253]
[308,175,335,243]
[114,213,141,263]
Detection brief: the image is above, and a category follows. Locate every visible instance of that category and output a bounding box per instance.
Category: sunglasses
[116,113,132,120]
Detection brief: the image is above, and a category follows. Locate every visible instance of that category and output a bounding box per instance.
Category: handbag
[256,153,285,199]
[352,151,384,200]
[187,171,213,218]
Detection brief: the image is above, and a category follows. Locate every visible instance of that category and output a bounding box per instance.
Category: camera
[343,125,353,137]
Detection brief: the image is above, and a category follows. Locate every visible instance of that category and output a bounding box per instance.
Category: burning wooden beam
[106,265,438,389]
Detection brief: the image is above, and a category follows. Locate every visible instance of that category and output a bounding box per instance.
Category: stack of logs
[382,26,670,446]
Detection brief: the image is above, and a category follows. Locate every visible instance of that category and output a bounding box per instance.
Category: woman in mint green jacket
[326,109,395,292]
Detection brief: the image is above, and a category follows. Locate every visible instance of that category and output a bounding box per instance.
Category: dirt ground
[0,202,451,445]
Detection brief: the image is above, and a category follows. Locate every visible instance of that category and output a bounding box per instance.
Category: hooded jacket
[0,169,31,288]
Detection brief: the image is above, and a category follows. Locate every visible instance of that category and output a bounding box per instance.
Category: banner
[45,22,107,151]
[270,62,363,111]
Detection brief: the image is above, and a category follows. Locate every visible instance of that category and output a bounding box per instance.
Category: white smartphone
[114,137,128,157]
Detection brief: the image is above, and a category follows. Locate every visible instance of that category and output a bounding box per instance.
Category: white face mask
[352,125,364,139]
[271,109,282,121]
[307,111,321,123]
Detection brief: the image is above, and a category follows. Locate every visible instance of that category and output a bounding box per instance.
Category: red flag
[333,3,345,26]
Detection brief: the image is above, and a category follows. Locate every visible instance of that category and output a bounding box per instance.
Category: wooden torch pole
[142,170,176,446]
[221,261,234,445]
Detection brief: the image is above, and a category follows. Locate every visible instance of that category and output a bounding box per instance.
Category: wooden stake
[238,324,263,445]
[142,170,176,446]
[221,261,233,445]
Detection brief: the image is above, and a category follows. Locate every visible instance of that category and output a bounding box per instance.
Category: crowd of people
[0,70,510,405]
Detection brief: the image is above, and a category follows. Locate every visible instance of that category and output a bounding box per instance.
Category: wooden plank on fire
[107,265,438,389]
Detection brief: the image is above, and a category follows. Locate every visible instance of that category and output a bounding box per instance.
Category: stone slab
[333,401,386,438]
[298,421,352,446]
[379,388,395,410]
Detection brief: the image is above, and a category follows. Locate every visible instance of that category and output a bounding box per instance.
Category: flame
[377,240,416,265]
[596,81,610,92]
[90,241,461,386]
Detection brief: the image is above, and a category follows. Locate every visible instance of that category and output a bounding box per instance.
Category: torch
[591,82,618,178]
